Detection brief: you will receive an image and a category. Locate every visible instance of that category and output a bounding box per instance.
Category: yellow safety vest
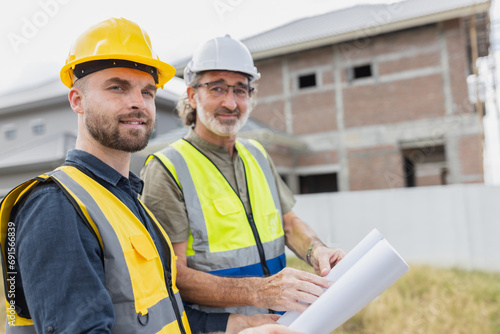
[146,138,286,315]
[0,166,191,334]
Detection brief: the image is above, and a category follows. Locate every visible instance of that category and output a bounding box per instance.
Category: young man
[0,19,294,334]
[141,35,346,329]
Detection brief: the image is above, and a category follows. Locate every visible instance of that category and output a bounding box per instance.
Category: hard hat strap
[73,59,158,84]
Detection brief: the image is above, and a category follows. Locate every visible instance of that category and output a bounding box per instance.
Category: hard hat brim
[189,64,261,81]
[60,54,176,89]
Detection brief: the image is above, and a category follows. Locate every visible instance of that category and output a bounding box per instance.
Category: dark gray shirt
[10,149,227,333]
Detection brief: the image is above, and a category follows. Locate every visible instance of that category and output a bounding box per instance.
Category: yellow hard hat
[60,17,175,89]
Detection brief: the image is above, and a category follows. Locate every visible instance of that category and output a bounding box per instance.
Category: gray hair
[176,72,257,127]
[177,73,203,126]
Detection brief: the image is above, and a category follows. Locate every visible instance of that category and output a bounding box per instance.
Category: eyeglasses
[195,81,254,99]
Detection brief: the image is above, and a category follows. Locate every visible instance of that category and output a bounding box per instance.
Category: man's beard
[85,107,154,153]
[196,96,250,137]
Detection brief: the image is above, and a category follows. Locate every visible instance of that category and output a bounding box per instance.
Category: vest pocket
[212,197,242,216]
[208,196,254,252]
[130,234,157,261]
[126,234,168,313]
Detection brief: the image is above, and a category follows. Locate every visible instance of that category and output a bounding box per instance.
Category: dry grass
[287,257,500,334]
[1,259,499,333]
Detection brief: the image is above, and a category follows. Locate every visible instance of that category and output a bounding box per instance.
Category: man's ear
[187,86,197,110]
[68,87,84,115]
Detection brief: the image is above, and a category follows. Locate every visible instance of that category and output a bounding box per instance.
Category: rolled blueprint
[277,228,409,334]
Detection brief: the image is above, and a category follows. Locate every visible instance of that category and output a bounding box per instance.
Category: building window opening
[402,144,447,187]
[5,128,16,140]
[32,123,45,135]
[298,73,317,89]
[353,64,372,79]
[299,172,338,194]
[403,157,415,187]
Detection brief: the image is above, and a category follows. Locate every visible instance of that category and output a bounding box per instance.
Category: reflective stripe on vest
[0,166,191,334]
[148,139,286,315]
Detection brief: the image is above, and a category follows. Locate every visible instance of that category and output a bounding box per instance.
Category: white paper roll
[278,229,409,333]
[278,228,385,326]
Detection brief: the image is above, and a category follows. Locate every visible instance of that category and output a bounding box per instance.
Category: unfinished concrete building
[241,0,491,193]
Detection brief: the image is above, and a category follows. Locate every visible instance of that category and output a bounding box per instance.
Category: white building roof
[0,76,184,113]
[0,133,76,172]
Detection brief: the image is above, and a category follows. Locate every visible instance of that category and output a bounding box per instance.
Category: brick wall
[343,74,446,127]
[288,47,333,72]
[267,150,294,169]
[417,174,444,187]
[291,90,337,134]
[296,150,339,167]
[443,19,473,115]
[459,134,484,181]
[348,145,404,190]
[253,58,283,98]
[251,100,287,132]
[252,17,483,191]
[374,25,439,55]
[377,51,440,76]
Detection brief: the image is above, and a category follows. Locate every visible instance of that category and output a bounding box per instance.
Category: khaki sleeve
[139,158,190,243]
[266,155,296,215]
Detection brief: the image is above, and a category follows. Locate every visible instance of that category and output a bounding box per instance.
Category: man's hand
[238,324,304,334]
[282,210,346,278]
[310,244,346,277]
[226,313,280,334]
[252,267,332,313]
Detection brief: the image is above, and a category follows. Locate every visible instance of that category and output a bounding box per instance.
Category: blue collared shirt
[12,149,227,333]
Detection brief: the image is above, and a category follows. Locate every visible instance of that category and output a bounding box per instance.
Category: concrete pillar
[281,58,293,135]
[333,45,350,191]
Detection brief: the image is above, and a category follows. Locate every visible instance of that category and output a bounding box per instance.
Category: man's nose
[220,88,238,110]
[129,88,146,110]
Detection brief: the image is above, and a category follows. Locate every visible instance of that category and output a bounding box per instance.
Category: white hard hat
[184,34,260,85]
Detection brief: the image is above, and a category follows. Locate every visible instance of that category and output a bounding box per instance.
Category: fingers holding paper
[255,267,332,312]
[310,244,346,277]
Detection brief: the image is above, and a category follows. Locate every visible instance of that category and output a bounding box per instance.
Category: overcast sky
[0,0,415,95]
[1,0,498,96]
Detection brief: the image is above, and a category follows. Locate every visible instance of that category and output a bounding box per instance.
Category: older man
[140,35,345,332]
